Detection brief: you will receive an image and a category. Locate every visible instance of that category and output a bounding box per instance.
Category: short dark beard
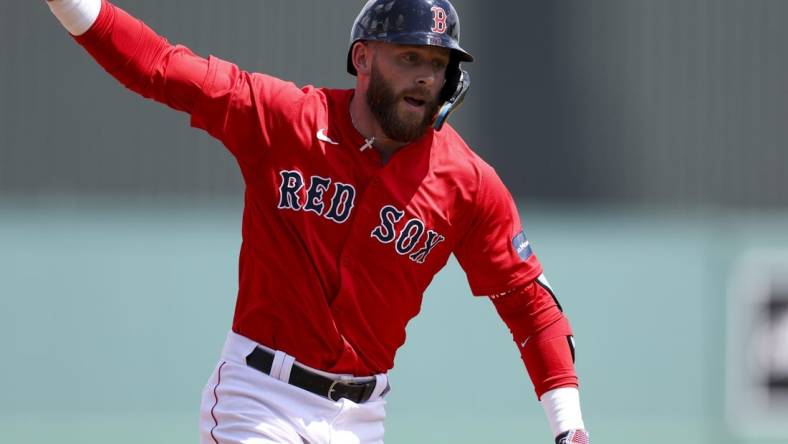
[366,64,441,143]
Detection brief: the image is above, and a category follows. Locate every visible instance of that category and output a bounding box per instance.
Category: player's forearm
[47,0,207,113]
[491,280,578,395]
[491,279,588,440]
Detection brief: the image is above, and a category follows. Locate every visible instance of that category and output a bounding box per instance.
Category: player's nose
[414,66,437,88]
[414,75,437,94]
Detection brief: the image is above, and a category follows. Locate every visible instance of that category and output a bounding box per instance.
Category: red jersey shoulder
[246,73,328,143]
[267,87,357,154]
[428,123,497,209]
[434,125,543,295]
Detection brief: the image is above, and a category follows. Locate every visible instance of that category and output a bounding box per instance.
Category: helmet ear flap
[434,59,470,131]
[440,53,461,103]
[432,65,471,131]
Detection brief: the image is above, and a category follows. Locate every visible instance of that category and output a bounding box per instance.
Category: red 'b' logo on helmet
[431,6,447,34]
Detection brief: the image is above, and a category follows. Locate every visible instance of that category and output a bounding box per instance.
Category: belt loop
[279,355,296,383]
[270,351,286,381]
[369,374,388,400]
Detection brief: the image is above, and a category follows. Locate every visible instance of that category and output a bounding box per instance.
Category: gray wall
[0,0,482,198]
[1,0,787,205]
[475,1,788,208]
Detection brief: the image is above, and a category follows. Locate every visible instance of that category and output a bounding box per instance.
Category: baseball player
[46,0,590,442]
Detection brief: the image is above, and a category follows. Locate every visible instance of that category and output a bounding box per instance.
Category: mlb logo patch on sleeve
[512,230,533,261]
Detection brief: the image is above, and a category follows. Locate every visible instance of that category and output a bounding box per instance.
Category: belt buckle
[327,379,344,401]
[327,378,370,402]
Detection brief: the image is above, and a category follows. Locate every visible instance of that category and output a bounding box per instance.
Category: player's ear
[352,41,373,75]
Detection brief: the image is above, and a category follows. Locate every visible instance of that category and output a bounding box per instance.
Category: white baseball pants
[199,331,389,444]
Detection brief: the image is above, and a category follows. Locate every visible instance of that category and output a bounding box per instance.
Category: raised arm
[46,0,306,165]
[47,0,208,115]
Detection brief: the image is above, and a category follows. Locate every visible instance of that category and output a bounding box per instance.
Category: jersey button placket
[337,174,383,272]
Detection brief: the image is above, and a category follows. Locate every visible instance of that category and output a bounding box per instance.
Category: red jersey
[198,65,542,375]
[76,1,553,378]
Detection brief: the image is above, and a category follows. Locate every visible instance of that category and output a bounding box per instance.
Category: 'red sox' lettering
[370,205,445,264]
[277,170,356,223]
[277,172,444,264]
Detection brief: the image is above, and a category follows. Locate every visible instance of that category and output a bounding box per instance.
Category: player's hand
[555,429,589,444]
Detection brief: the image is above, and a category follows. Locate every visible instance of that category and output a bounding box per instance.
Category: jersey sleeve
[188,56,306,164]
[73,0,306,165]
[453,163,543,296]
[491,280,579,399]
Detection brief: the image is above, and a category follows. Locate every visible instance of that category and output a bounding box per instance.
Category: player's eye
[402,53,420,64]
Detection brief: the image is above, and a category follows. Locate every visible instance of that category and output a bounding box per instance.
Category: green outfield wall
[2,198,786,444]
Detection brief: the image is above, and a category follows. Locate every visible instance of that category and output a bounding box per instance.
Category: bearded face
[365,59,442,143]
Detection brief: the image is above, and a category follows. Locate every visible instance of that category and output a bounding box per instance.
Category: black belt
[245,346,379,404]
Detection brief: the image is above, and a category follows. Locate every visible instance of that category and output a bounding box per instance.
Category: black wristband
[555,429,589,444]
[555,431,570,444]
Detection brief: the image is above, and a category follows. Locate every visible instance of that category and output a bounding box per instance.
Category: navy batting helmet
[347,0,474,130]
